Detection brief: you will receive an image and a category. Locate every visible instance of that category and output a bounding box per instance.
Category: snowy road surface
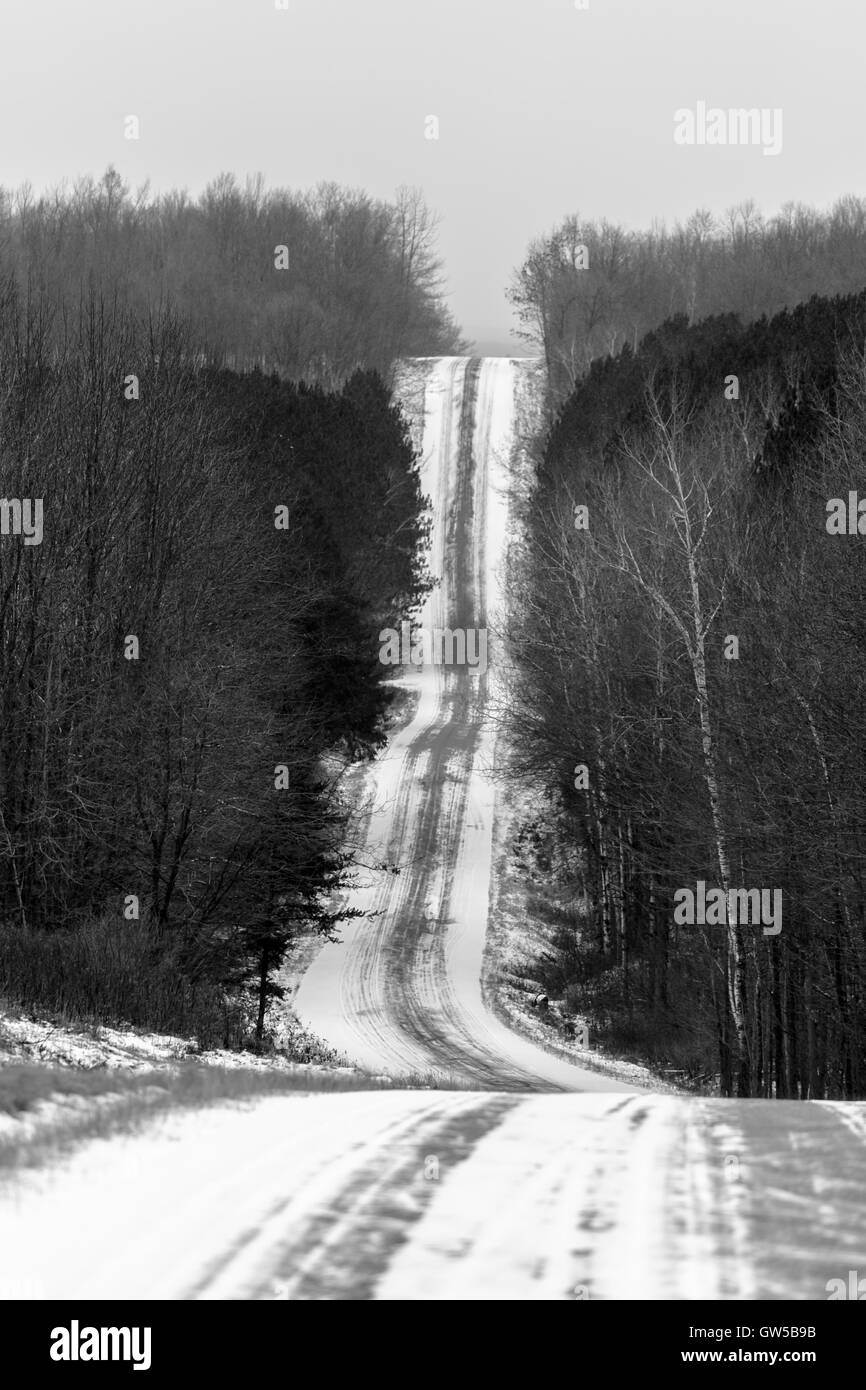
[4,1090,865,1300]
[295,356,621,1091]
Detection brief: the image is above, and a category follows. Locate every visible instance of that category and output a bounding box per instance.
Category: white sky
[1,0,862,353]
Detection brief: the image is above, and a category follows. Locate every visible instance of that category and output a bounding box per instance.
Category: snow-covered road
[295,357,621,1091]
[4,1090,865,1300]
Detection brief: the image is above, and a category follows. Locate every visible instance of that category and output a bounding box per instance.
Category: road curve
[295,357,627,1092]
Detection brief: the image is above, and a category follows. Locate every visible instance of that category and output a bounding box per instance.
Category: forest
[510,196,866,404]
[0,166,458,1049]
[0,166,465,384]
[505,278,866,1098]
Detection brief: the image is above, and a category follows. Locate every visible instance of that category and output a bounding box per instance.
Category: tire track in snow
[5,1090,866,1299]
[295,357,632,1092]
[263,1093,517,1301]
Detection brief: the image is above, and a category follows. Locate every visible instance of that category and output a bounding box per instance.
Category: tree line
[0,280,432,1049]
[0,167,465,385]
[509,196,866,404]
[505,290,866,1098]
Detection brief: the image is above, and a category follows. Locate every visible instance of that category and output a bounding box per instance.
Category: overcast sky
[2,0,863,353]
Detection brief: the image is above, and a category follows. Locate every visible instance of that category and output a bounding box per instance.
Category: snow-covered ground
[3,1088,865,1300]
[0,1011,342,1073]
